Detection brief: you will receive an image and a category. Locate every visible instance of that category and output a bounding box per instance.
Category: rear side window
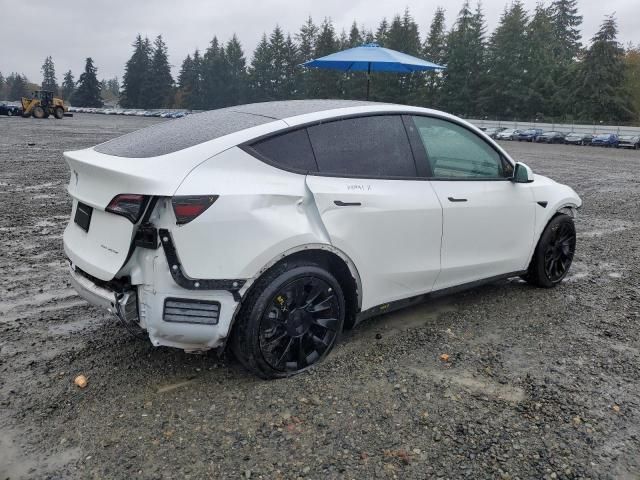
[307,115,416,178]
[249,129,318,172]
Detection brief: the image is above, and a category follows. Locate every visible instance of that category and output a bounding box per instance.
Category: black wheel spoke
[308,295,335,313]
[275,338,294,368]
[262,330,288,348]
[313,317,338,331]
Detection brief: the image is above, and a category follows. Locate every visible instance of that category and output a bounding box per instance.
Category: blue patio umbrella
[302,43,445,100]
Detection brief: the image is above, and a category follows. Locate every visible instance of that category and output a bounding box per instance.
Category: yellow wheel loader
[21,91,68,119]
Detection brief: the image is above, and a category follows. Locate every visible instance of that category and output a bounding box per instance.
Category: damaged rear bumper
[68,263,139,324]
[67,250,242,352]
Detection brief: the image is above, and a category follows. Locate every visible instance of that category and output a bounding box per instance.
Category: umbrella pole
[366,63,371,100]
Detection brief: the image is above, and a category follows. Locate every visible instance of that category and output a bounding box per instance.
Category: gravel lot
[1,114,639,480]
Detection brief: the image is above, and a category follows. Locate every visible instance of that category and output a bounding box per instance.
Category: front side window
[307,115,417,178]
[412,116,510,179]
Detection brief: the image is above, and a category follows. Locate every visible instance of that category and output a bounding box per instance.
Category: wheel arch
[226,244,363,349]
[526,201,580,269]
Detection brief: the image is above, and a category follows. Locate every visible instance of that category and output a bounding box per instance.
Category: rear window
[306,115,416,178]
[248,129,318,172]
[94,109,274,158]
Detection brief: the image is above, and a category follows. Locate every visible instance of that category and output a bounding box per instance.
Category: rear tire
[54,106,64,119]
[523,214,576,288]
[32,106,45,119]
[231,260,345,379]
[6,109,13,117]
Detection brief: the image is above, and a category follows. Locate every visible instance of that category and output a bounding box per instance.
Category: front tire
[32,106,45,119]
[231,260,345,379]
[54,106,64,119]
[523,214,576,288]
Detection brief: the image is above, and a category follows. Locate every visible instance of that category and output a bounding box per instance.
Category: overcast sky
[1,0,638,83]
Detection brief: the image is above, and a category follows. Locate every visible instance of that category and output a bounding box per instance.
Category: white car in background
[63,100,581,378]
[496,128,521,140]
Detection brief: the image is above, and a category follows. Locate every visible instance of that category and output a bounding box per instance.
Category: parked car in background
[516,129,544,142]
[591,133,619,147]
[564,132,593,146]
[483,127,507,139]
[63,100,581,378]
[617,135,640,150]
[536,131,566,144]
[496,128,521,141]
[0,103,21,116]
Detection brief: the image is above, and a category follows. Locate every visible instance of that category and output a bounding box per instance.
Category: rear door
[409,115,536,291]
[304,115,443,310]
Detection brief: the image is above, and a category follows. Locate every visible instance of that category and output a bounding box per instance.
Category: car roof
[94,100,385,158]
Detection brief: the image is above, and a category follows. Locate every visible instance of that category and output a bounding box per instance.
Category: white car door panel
[306,176,442,310]
[408,115,537,291]
[430,180,535,290]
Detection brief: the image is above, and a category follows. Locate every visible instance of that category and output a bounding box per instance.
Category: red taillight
[106,194,148,223]
[171,195,218,225]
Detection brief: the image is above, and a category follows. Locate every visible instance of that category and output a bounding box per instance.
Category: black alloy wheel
[232,260,345,379]
[259,276,340,372]
[523,214,576,288]
[543,221,576,282]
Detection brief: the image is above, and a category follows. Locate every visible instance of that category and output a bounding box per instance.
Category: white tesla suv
[63,100,581,378]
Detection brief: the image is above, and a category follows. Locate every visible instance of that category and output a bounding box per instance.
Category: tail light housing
[106,194,149,223]
[171,195,218,225]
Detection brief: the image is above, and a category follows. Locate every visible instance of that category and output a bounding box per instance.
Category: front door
[409,115,536,290]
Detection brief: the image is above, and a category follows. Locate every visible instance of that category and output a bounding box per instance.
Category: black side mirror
[512,162,534,183]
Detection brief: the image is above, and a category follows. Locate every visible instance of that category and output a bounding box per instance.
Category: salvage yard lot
[0,114,639,479]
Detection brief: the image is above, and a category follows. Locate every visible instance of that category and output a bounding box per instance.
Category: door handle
[447,197,468,202]
[334,200,362,207]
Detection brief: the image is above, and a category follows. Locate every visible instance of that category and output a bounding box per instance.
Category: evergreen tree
[342,22,367,99]
[0,72,5,99]
[147,35,174,108]
[376,10,422,103]
[443,1,486,116]
[624,45,640,121]
[177,53,194,108]
[190,50,204,109]
[296,17,318,98]
[106,77,120,97]
[100,77,120,104]
[283,33,301,99]
[41,56,58,93]
[268,25,290,100]
[481,2,529,118]
[7,73,29,100]
[526,4,558,118]
[121,35,152,108]
[575,15,634,122]
[74,58,103,107]
[61,70,75,102]
[223,35,248,106]
[550,0,583,63]
[249,33,272,101]
[422,7,447,108]
[309,19,341,98]
[177,50,206,109]
[202,36,228,109]
[375,18,389,45]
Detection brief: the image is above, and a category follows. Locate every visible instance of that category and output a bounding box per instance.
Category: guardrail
[468,119,640,136]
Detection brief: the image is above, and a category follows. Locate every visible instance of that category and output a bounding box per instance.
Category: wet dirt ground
[0,114,639,479]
